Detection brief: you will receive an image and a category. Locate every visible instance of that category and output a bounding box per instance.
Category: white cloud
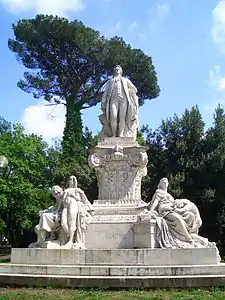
[203,99,224,112]
[22,101,66,142]
[129,21,138,33]
[156,2,170,19]
[115,21,121,31]
[205,65,225,112]
[211,0,225,54]
[209,65,225,92]
[0,0,85,16]
[148,1,170,30]
[206,2,225,113]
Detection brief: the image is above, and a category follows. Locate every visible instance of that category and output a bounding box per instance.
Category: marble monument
[3,65,224,289]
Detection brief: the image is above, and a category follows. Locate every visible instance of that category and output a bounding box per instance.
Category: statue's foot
[28,242,42,248]
[62,241,73,249]
[73,243,86,250]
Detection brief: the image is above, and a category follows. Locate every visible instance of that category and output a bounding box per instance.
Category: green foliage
[142,105,225,253]
[0,118,52,247]
[61,99,84,159]
[46,126,98,203]
[0,116,98,246]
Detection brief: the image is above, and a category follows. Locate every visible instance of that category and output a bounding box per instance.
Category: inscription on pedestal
[89,141,148,203]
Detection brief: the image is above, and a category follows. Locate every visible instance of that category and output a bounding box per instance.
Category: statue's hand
[53,213,60,222]
[175,207,186,214]
[38,210,44,216]
[90,210,95,217]
[38,208,50,216]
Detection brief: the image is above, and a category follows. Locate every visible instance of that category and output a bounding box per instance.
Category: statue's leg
[76,222,83,245]
[63,202,78,249]
[61,207,68,234]
[165,212,192,243]
[37,229,46,245]
[110,99,119,136]
[182,211,196,233]
[118,97,127,136]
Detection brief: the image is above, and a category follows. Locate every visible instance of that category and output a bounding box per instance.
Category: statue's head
[68,175,77,188]
[158,178,169,190]
[113,65,123,76]
[52,185,63,198]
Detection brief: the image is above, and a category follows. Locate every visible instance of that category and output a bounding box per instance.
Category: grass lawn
[0,288,225,299]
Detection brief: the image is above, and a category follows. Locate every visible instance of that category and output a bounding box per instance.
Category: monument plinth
[87,137,150,249]
[89,138,147,204]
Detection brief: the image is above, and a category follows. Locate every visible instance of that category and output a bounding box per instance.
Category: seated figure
[139,178,220,258]
[30,176,94,249]
[29,185,64,248]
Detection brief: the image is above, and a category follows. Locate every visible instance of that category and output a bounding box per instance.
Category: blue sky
[0,0,225,142]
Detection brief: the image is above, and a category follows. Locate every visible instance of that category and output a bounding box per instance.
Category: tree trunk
[61,95,84,159]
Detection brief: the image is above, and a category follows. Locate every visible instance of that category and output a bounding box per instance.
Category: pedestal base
[87,137,149,249]
[10,248,219,266]
[0,247,222,288]
[86,200,149,249]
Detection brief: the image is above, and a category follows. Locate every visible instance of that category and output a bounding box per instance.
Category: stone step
[11,248,219,266]
[0,264,225,277]
[0,273,225,288]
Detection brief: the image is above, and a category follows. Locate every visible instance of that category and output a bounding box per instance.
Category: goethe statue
[99,65,138,139]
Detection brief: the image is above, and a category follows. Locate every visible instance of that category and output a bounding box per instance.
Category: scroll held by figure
[138,178,220,261]
[29,176,94,249]
[99,65,138,139]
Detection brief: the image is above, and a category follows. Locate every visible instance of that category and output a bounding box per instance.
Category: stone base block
[11,248,219,266]
[91,201,147,212]
[1,263,225,277]
[86,219,157,249]
[3,247,223,288]
[96,137,139,148]
[1,266,225,288]
[86,223,134,249]
[86,200,149,249]
[134,220,158,248]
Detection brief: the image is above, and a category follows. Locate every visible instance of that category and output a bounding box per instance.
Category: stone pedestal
[88,137,148,202]
[134,220,159,249]
[87,138,148,249]
[11,248,219,266]
[0,247,222,288]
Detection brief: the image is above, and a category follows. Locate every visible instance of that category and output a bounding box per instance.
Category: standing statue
[99,65,138,139]
[139,178,220,257]
[62,176,94,249]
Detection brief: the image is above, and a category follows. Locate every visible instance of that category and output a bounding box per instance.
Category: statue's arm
[147,192,159,215]
[101,82,109,108]
[127,78,137,93]
[55,198,63,213]
[62,191,67,203]
[79,190,93,211]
